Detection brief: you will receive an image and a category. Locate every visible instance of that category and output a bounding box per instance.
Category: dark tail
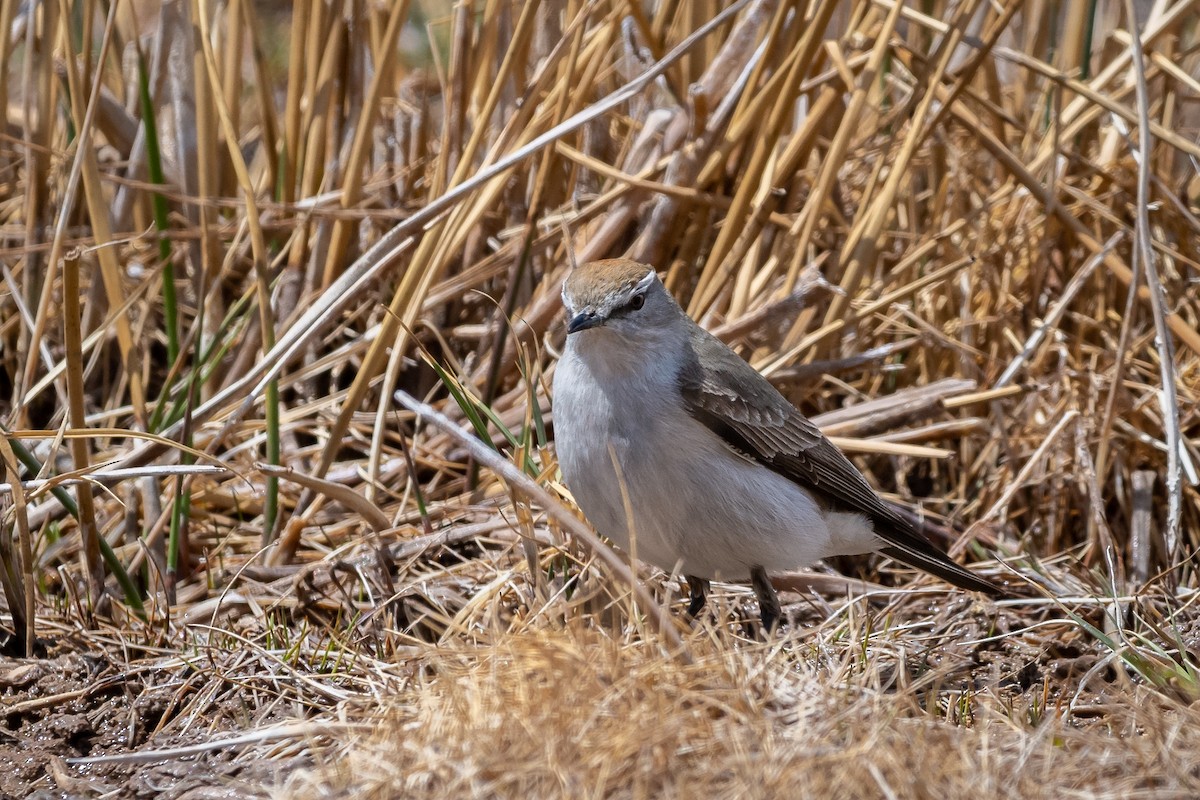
[879,538,1002,596]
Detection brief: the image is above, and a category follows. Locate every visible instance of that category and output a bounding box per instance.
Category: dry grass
[2,0,1200,796]
[284,625,1200,800]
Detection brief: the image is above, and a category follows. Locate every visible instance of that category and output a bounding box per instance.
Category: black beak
[567,312,604,334]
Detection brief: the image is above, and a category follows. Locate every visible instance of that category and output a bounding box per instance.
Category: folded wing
[678,328,999,596]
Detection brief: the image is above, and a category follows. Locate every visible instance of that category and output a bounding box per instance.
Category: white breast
[552,335,880,581]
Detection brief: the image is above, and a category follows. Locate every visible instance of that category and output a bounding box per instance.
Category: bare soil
[0,642,297,799]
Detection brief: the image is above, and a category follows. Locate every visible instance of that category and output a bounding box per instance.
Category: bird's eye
[629,293,645,311]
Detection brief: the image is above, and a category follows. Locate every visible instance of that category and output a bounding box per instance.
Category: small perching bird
[552,258,999,631]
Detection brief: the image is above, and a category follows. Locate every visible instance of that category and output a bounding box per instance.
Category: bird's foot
[751,565,782,637]
[685,575,710,619]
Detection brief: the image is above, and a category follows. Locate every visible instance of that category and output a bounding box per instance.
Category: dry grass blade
[952,409,1081,559]
[66,721,365,766]
[257,463,389,534]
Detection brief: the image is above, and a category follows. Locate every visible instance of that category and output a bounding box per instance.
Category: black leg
[750,566,781,634]
[686,576,710,618]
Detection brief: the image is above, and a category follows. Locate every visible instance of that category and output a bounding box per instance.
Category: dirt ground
[0,643,303,799]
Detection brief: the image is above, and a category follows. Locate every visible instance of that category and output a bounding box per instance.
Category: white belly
[553,353,880,581]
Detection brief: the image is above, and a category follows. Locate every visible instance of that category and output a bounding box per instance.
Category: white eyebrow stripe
[634,270,656,293]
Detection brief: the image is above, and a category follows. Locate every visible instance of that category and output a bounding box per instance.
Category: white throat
[565,325,687,390]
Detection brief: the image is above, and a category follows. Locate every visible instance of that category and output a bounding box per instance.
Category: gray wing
[678,328,998,595]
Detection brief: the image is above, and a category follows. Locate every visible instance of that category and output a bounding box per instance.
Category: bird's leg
[685,576,710,618]
[750,566,781,633]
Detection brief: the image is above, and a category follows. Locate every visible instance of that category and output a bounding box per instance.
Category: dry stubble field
[2,1,1200,797]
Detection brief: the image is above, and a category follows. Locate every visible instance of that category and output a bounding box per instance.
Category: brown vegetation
[1,0,1199,797]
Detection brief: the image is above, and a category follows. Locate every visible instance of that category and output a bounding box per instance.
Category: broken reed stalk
[1123,0,1184,563]
[62,250,104,610]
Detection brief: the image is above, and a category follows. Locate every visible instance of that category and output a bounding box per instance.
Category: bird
[551,258,999,631]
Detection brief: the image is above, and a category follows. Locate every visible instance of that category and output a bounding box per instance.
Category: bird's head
[560,259,682,345]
